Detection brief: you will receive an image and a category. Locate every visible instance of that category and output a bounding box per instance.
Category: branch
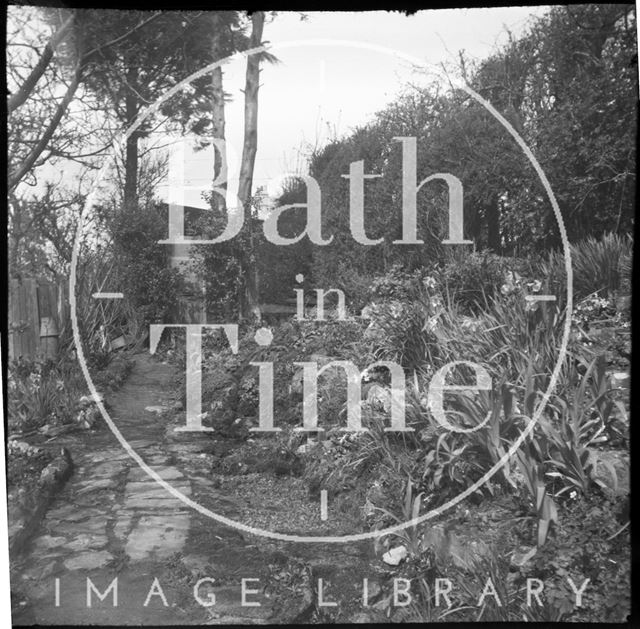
[83,11,164,61]
[9,66,81,190]
[8,11,165,190]
[8,13,75,114]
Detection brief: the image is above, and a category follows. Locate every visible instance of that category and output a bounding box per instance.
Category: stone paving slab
[125,513,191,560]
[127,466,186,482]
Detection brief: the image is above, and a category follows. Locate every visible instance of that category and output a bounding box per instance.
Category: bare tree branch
[9,66,81,190]
[8,11,166,190]
[8,12,75,114]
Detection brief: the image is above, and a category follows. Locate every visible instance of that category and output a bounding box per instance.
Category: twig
[606,521,629,541]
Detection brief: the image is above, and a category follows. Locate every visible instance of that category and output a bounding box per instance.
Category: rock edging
[8,448,74,556]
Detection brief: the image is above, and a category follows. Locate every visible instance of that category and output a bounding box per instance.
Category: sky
[158,7,549,210]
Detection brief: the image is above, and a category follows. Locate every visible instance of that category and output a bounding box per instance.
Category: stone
[41,424,77,438]
[296,440,318,455]
[62,519,108,537]
[88,449,130,463]
[64,533,108,551]
[360,305,374,320]
[63,550,112,571]
[351,612,374,623]
[126,439,156,450]
[40,561,60,579]
[77,478,117,495]
[201,585,274,620]
[122,481,191,509]
[181,553,213,576]
[145,406,166,415]
[125,514,190,560]
[46,505,104,523]
[510,545,537,568]
[366,384,391,412]
[90,461,126,478]
[79,393,104,405]
[33,535,68,550]
[73,491,117,507]
[373,594,393,611]
[112,512,134,542]
[127,466,185,482]
[382,546,407,566]
[611,372,630,389]
[366,580,382,601]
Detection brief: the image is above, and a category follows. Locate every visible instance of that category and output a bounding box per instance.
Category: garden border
[8,448,74,556]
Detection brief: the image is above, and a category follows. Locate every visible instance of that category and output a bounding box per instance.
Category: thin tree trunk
[123,132,139,210]
[123,66,139,211]
[237,11,264,322]
[211,63,227,215]
[486,195,501,253]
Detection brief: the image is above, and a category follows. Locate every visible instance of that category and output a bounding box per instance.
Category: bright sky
[160,7,549,209]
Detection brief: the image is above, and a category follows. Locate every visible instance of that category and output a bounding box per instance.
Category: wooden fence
[8,279,70,361]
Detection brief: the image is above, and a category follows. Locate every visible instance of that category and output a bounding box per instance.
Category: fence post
[10,279,39,359]
[37,282,60,359]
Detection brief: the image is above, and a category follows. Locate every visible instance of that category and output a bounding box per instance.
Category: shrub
[438,251,510,314]
[369,264,434,302]
[111,203,184,325]
[327,263,374,314]
[195,316,372,433]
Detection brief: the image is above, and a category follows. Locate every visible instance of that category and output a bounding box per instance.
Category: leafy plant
[540,232,633,303]
[372,477,424,557]
[515,447,558,547]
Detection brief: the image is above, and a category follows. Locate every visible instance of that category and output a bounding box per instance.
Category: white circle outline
[70,38,573,543]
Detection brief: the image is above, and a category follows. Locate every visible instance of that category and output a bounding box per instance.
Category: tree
[306,1,636,295]
[7,7,163,191]
[463,3,637,250]
[237,10,270,321]
[78,10,243,211]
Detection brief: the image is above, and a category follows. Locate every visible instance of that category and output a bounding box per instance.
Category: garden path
[11,354,284,625]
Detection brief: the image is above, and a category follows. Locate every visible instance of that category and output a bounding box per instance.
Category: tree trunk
[211,63,227,215]
[237,11,264,322]
[123,66,139,211]
[211,45,227,215]
[485,195,501,253]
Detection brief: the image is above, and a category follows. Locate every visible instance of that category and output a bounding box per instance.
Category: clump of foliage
[527,492,630,622]
[111,203,184,325]
[437,250,510,314]
[536,232,633,305]
[369,264,434,302]
[6,357,81,433]
[182,316,372,434]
